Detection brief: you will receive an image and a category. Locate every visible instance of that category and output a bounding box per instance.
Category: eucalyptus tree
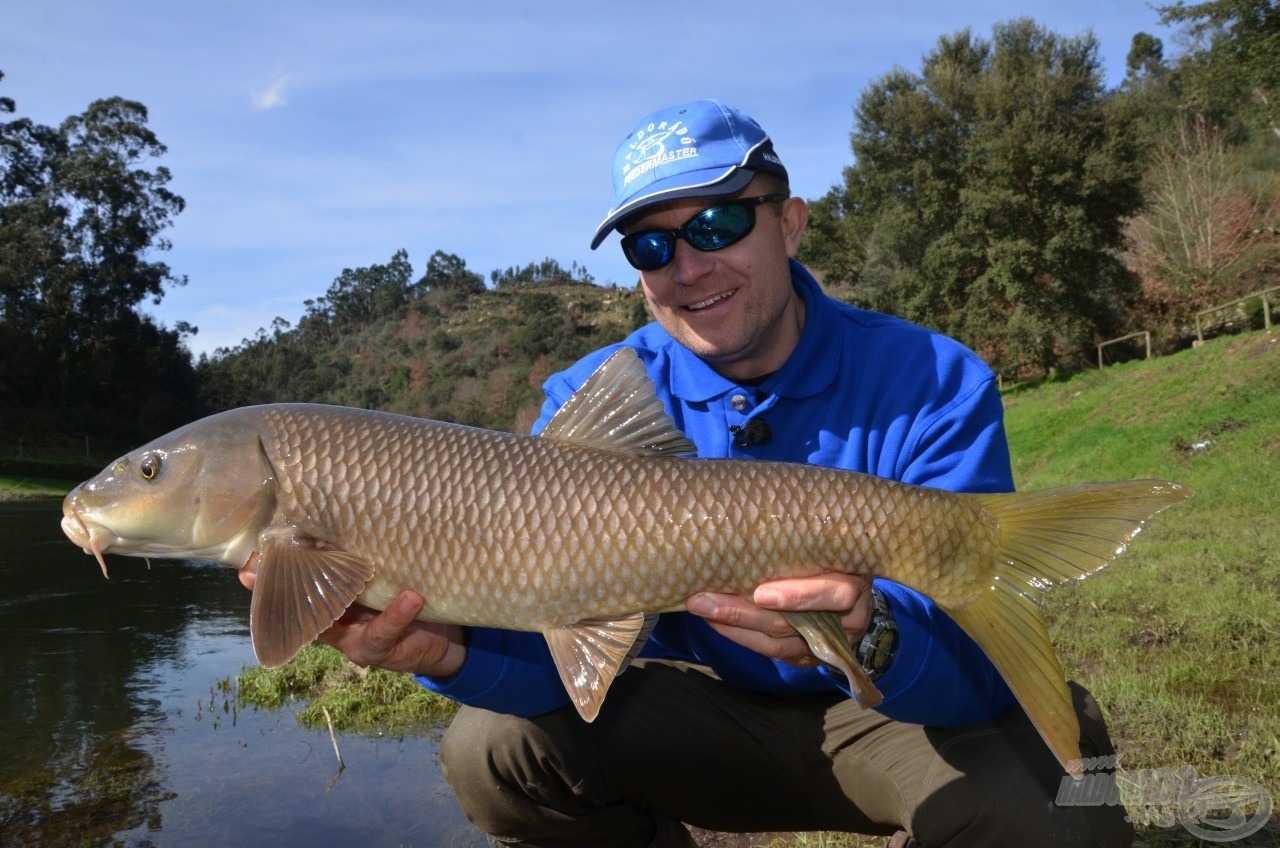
[0,73,195,441]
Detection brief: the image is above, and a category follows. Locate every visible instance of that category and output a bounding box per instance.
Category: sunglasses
[620,194,789,271]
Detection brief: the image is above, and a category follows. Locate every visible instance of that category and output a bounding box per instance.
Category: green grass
[234,643,457,734]
[0,474,76,499]
[1004,330,1280,846]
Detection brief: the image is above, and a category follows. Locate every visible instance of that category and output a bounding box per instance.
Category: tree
[1157,0,1280,137]
[417,249,484,294]
[321,249,413,333]
[1124,116,1280,336]
[0,73,195,441]
[490,257,594,289]
[802,20,1143,374]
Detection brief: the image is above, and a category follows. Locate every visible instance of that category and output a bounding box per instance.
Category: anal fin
[544,613,657,721]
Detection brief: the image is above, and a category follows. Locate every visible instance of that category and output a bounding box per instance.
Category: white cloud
[250,70,295,111]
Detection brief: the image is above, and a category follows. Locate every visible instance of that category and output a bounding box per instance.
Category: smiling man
[305,99,1133,848]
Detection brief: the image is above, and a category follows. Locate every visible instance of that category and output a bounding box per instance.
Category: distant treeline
[195,251,648,433]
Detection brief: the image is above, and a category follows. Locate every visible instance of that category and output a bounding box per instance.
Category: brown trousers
[440,661,1133,848]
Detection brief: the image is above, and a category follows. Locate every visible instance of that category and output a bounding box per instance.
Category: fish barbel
[61,349,1191,777]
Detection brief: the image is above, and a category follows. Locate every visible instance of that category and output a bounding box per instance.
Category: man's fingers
[364,590,425,648]
[689,574,877,667]
[237,552,260,590]
[385,590,425,626]
[703,619,815,663]
[753,574,868,612]
[687,593,795,639]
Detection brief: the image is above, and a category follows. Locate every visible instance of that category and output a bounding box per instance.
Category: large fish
[61,349,1190,778]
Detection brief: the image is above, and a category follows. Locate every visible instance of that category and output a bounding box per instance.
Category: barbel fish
[61,349,1191,777]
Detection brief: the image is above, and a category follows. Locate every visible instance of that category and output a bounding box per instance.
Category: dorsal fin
[540,348,696,456]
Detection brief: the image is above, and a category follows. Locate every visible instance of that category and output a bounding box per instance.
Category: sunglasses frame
[620,194,790,271]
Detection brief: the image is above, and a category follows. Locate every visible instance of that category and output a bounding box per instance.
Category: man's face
[623,180,809,382]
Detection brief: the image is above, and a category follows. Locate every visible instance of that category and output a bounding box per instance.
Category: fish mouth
[61,508,113,578]
[685,289,737,312]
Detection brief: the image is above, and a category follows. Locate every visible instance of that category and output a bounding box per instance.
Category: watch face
[871,629,898,674]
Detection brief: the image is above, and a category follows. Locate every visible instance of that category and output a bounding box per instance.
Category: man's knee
[914,767,1133,847]
[913,683,1134,847]
[441,705,676,846]
[440,706,565,835]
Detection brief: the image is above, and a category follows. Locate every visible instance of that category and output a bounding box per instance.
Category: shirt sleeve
[417,627,570,717]
[846,581,1014,725]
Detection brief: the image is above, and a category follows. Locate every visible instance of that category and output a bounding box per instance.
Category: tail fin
[948,480,1192,778]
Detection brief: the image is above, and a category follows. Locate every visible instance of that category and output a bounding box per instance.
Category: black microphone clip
[729,418,773,448]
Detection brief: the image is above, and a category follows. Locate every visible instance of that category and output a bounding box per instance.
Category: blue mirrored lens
[686,204,751,249]
[624,232,674,271]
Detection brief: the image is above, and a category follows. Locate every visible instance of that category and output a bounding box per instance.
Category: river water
[0,499,486,847]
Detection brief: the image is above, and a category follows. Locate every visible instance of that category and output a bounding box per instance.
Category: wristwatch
[856,586,899,681]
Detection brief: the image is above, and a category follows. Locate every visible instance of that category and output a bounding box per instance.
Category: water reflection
[0,500,484,847]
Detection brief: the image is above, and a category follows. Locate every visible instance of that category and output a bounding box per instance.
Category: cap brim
[590,167,756,250]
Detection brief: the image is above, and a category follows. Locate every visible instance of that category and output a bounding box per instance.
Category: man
[253,100,1132,847]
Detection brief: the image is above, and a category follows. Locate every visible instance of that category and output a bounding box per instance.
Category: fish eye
[139,454,162,481]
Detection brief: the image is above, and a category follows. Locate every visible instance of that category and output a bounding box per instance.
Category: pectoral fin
[251,530,376,668]
[544,613,657,721]
[784,610,883,708]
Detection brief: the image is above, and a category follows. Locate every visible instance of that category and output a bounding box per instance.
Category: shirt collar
[667,260,841,403]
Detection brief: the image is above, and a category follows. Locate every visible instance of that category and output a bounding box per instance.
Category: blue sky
[3,1,1175,358]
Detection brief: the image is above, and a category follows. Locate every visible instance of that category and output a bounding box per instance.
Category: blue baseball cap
[590,99,788,249]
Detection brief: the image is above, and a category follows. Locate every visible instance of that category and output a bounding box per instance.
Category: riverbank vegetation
[235,644,457,734]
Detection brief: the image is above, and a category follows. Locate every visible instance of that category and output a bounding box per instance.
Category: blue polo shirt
[421,260,1016,726]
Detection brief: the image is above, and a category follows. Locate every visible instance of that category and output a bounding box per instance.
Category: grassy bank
[0,474,76,499]
[1004,331,1278,781]
[235,644,457,733]
[1001,330,1279,845]
[0,456,107,500]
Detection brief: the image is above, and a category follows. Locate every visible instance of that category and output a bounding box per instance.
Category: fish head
[61,409,278,575]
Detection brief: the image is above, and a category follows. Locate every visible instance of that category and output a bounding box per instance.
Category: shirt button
[730,394,749,411]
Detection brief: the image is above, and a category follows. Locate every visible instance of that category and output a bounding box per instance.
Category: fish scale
[61,347,1191,778]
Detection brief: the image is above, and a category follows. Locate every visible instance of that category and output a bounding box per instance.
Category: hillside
[1003,329,1279,836]
[195,281,647,437]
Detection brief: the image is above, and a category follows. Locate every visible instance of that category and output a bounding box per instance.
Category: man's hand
[686,573,872,667]
[237,555,467,678]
